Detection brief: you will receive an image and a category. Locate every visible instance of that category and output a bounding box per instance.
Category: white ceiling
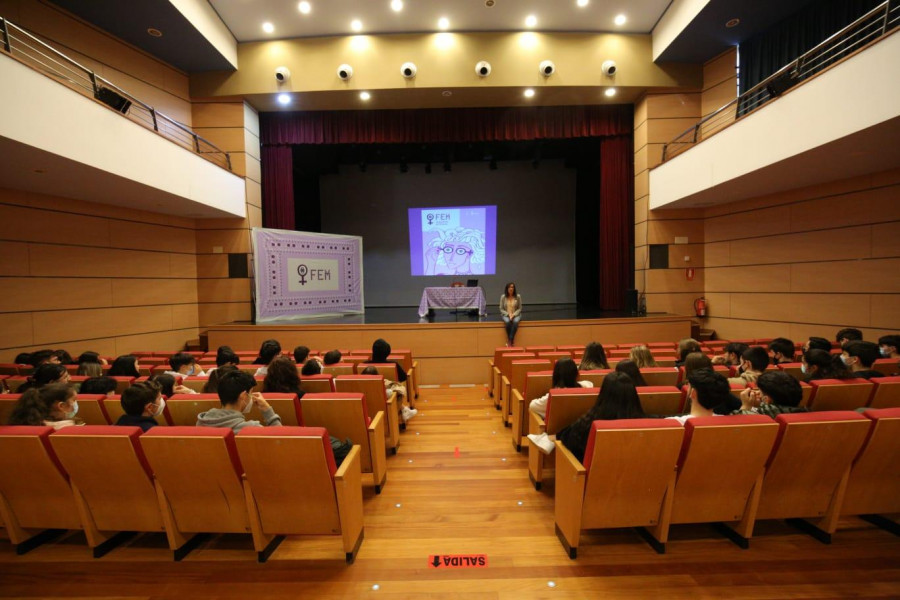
[208,0,672,42]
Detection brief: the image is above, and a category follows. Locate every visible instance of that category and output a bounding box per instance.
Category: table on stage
[418,286,488,317]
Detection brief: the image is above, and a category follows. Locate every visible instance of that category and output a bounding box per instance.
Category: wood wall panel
[646,269,705,294]
[727,226,872,266]
[646,118,698,144]
[31,306,175,346]
[669,243,704,268]
[196,254,231,278]
[191,103,246,128]
[705,205,792,242]
[701,79,736,116]
[0,313,34,348]
[197,278,252,304]
[647,219,704,244]
[633,121,648,150]
[703,48,737,90]
[791,258,900,293]
[246,180,262,208]
[195,230,251,254]
[705,264,792,293]
[644,292,701,317]
[0,241,30,276]
[645,93,701,118]
[113,329,201,357]
[111,279,199,307]
[871,294,900,329]
[704,241,730,267]
[0,278,112,313]
[788,184,900,232]
[1,204,110,246]
[198,302,253,329]
[108,221,197,254]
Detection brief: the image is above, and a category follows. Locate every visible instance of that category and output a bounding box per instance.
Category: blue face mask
[64,401,79,419]
[186,365,196,376]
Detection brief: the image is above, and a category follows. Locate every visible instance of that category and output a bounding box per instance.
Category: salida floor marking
[428,554,488,569]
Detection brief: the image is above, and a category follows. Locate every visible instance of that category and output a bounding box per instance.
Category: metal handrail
[661,0,899,163]
[0,16,231,171]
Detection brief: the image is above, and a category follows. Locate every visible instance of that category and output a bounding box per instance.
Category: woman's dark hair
[677,338,703,362]
[77,351,102,365]
[551,358,579,388]
[76,362,103,377]
[372,339,392,363]
[300,359,322,376]
[17,363,68,392]
[360,366,379,375]
[27,350,55,368]
[615,360,647,387]
[149,373,177,398]
[108,355,140,378]
[504,282,517,297]
[53,349,75,365]
[262,357,302,395]
[202,365,239,394]
[8,383,75,426]
[323,350,343,365]
[253,339,282,365]
[683,352,713,384]
[580,342,610,370]
[803,349,851,381]
[215,346,239,368]
[79,376,118,395]
[14,352,32,365]
[293,345,311,364]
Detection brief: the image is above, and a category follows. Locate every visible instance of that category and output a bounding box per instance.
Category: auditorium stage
[207,305,693,385]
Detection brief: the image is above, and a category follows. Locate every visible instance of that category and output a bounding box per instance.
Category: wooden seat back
[300,393,375,473]
[493,347,524,368]
[841,408,900,516]
[335,375,387,420]
[523,372,553,402]
[544,388,599,435]
[577,369,611,388]
[536,351,571,367]
[74,395,111,425]
[180,376,208,393]
[808,379,874,411]
[777,363,804,381]
[872,358,899,377]
[322,364,355,377]
[6,376,28,393]
[357,362,400,381]
[670,415,779,525]
[509,360,552,401]
[0,364,24,376]
[868,376,900,409]
[636,386,684,416]
[167,394,222,426]
[640,367,681,387]
[141,426,250,534]
[497,352,535,381]
[300,374,336,394]
[0,394,21,426]
[756,412,871,522]
[258,393,303,426]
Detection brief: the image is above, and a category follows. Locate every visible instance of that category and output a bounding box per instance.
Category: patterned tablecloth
[418,287,487,317]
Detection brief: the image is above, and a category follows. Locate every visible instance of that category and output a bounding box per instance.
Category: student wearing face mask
[7,383,81,429]
[196,370,281,431]
[164,352,205,380]
[726,346,769,388]
[115,381,165,432]
[841,341,886,380]
[878,335,899,360]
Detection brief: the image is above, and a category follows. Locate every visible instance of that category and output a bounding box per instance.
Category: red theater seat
[808,379,874,411]
[841,408,900,533]
[527,387,597,490]
[335,375,399,453]
[868,376,900,409]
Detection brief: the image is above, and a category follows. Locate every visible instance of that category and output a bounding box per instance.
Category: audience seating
[167,394,222,426]
[235,427,365,563]
[0,426,83,554]
[358,362,414,404]
[300,392,387,493]
[0,394,20,426]
[636,386,684,416]
[640,367,681,387]
[840,408,900,534]
[323,364,355,376]
[527,387,597,490]
[335,375,400,454]
[667,415,779,548]
[807,379,874,411]
[254,393,302,426]
[504,359,551,428]
[299,374,336,393]
[778,362,804,380]
[873,358,899,377]
[180,376,208,393]
[536,351,571,366]
[554,420,684,557]
[49,426,176,558]
[0,364,23,376]
[5,376,28,393]
[754,412,871,543]
[868,377,900,409]
[510,371,553,452]
[498,353,535,422]
[100,394,172,426]
[74,395,112,425]
[653,356,678,367]
[577,369,610,388]
[489,346,523,402]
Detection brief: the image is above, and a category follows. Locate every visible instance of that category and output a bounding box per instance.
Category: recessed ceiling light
[360,91,371,101]
[614,14,627,26]
[351,19,363,32]
[298,1,311,14]
[438,17,450,30]
[604,88,616,97]
[147,27,162,37]
[525,15,537,28]
[442,90,452,97]
[725,18,740,28]
[577,0,589,7]
[391,0,404,12]
[262,22,274,34]
[277,93,291,105]
[523,88,535,98]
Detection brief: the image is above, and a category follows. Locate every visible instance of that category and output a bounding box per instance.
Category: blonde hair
[629,345,658,368]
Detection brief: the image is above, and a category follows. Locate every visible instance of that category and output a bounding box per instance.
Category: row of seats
[0,424,364,562]
[553,408,900,558]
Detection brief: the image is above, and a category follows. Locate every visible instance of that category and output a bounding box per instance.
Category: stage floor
[229,304,648,326]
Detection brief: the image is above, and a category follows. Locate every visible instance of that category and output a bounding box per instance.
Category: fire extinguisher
[694,297,707,318]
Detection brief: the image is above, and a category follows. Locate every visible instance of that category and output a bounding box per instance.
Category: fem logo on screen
[408,206,497,276]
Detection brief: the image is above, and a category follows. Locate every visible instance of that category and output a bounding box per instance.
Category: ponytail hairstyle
[16,363,68,392]
[8,383,75,425]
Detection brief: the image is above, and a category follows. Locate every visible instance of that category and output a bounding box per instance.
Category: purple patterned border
[252,228,364,321]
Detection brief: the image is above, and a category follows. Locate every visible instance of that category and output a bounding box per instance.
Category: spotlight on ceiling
[298,1,311,14]
[523,88,535,98]
[604,88,616,97]
[277,93,291,105]
[614,14,627,26]
[262,22,274,34]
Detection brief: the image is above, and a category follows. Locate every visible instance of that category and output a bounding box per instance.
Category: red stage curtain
[260,105,632,145]
[599,135,634,311]
[261,145,295,230]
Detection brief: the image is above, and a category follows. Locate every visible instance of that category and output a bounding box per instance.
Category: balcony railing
[0,16,231,171]
[662,0,899,163]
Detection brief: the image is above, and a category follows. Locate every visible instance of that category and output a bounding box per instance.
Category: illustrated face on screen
[408,206,496,276]
[425,227,485,275]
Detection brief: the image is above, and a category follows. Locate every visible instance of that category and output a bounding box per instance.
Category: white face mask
[801,363,807,374]
[882,346,892,357]
[64,401,79,420]
[152,397,166,417]
[840,354,853,367]
[242,393,253,414]
[185,365,196,376]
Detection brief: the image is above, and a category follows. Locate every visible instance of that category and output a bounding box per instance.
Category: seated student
[108,355,141,378]
[149,373,195,397]
[206,346,239,376]
[26,349,60,368]
[8,383,80,429]
[540,372,644,460]
[78,376,118,397]
[261,357,305,398]
[681,352,713,389]
[300,359,322,376]
[528,357,593,419]
[727,346,769,388]
[77,351,108,367]
[878,335,899,360]
[836,327,863,346]
[668,368,730,425]
[360,366,417,422]
[842,341,886,379]
[76,362,103,378]
[202,365,239,394]
[252,339,282,376]
[712,342,750,368]
[293,345,311,364]
[115,381,165,432]
[14,352,32,365]
[164,352,204,379]
[675,338,703,368]
[802,349,852,381]
[768,337,796,365]
[196,370,281,431]
[579,342,610,371]
[802,336,832,353]
[628,345,658,368]
[372,339,407,383]
[17,363,70,392]
[615,359,647,386]
[322,350,342,366]
[734,371,807,417]
[52,350,75,365]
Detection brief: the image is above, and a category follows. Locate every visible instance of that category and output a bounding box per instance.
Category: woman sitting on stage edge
[499,282,522,347]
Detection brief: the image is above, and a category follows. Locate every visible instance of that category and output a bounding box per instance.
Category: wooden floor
[2,386,900,598]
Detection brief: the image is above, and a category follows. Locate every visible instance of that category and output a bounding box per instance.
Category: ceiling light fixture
[262,22,274,34]
[614,14,627,26]
[604,88,616,97]
[577,0,589,7]
[351,19,363,32]
[360,91,371,101]
[277,93,291,105]
[147,28,162,37]
[438,17,450,30]
[391,0,404,12]
[298,1,311,14]
[523,88,535,98]
[725,18,740,28]
[525,15,537,28]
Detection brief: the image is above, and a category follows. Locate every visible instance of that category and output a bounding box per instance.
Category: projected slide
[408,206,497,276]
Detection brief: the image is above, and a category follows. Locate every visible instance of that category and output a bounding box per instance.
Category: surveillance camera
[601,60,617,77]
[274,66,291,83]
[401,62,417,79]
[539,60,555,77]
[337,64,353,81]
[475,61,492,77]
